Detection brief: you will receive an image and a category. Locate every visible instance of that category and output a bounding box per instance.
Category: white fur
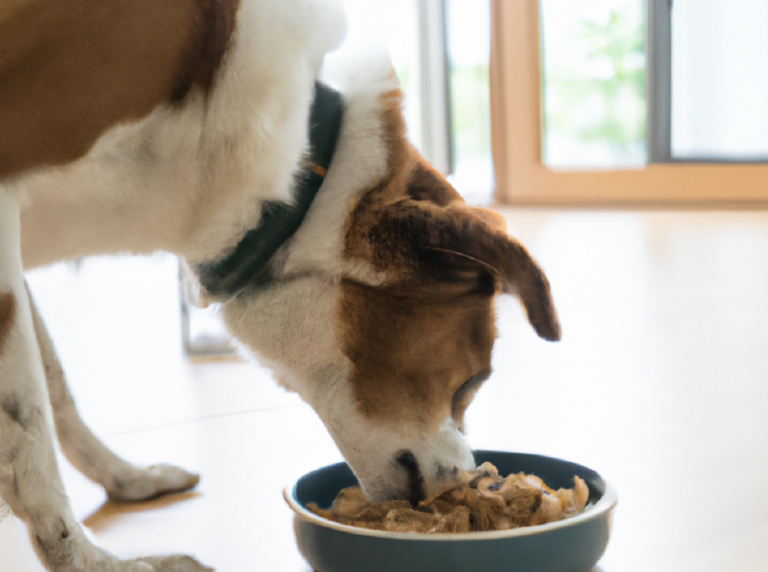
[280,48,398,284]
[321,399,476,502]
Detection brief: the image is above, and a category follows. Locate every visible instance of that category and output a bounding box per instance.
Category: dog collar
[196,81,344,300]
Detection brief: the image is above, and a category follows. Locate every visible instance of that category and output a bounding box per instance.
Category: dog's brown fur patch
[339,279,496,429]
[0,292,16,356]
[0,0,240,178]
[339,88,560,424]
[343,89,470,285]
[180,0,241,97]
[339,90,495,427]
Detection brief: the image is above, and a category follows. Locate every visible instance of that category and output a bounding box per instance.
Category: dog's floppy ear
[419,202,559,342]
[354,193,561,342]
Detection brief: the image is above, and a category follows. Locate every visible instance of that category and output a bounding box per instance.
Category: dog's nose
[395,450,426,507]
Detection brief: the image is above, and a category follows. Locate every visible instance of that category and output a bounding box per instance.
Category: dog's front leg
[26,284,200,502]
[1,192,211,571]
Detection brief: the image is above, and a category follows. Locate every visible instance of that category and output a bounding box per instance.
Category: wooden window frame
[489,0,768,207]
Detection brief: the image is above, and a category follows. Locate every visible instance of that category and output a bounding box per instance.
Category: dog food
[307,462,590,533]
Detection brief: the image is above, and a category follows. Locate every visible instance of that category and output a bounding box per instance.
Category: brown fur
[338,279,496,429]
[0,292,16,356]
[0,0,240,179]
[338,89,560,425]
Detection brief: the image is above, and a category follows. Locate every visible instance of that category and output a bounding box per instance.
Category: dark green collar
[196,81,344,300]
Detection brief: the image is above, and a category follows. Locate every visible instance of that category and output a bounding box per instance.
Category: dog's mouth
[395,450,426,507]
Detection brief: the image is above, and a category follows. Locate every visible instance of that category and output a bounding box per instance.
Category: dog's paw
[135,555,213,572]
[103,555,211,572]
[107,464,200,502]
[35,528,211,572]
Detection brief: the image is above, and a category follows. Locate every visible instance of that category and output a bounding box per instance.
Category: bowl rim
[284,457,618,542]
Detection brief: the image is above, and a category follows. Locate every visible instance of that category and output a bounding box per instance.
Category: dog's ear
[346,163,560,341]
[393,201,559,341]
[471,207,508,234]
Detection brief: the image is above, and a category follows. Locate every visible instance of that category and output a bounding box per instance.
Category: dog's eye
[451,370,492,429]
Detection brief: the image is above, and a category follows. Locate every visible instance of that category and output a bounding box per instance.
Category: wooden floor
[3,207,768,572]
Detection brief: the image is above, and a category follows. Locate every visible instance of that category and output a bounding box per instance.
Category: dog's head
[222,74,559,503]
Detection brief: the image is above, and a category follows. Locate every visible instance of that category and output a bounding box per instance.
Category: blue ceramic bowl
[285,451,617,572]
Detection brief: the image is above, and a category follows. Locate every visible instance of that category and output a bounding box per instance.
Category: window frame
[489,0,768,206]
[416,0,454,176]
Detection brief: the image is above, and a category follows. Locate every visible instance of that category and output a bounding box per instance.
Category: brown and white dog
[0,1,560,570]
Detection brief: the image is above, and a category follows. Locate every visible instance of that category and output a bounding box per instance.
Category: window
[659,0,768,162]
[446,0,494,203]
[541,0,646,169]
[490,0,768,205]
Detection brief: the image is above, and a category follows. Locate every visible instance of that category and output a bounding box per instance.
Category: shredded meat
[308,462,590,533]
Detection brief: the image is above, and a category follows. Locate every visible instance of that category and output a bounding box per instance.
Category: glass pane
[446,0,493,204]
[671,0,768,160]
[541,0,647,169]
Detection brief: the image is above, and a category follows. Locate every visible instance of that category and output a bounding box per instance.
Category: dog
[0,1,560,570]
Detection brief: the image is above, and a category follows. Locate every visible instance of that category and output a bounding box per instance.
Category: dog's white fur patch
[280,47,399,285]
[323,402,476,502]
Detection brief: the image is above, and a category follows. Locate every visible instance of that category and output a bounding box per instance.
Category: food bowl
[285,450,617,572]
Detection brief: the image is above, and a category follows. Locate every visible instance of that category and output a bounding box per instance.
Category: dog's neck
[195,82,344,301]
